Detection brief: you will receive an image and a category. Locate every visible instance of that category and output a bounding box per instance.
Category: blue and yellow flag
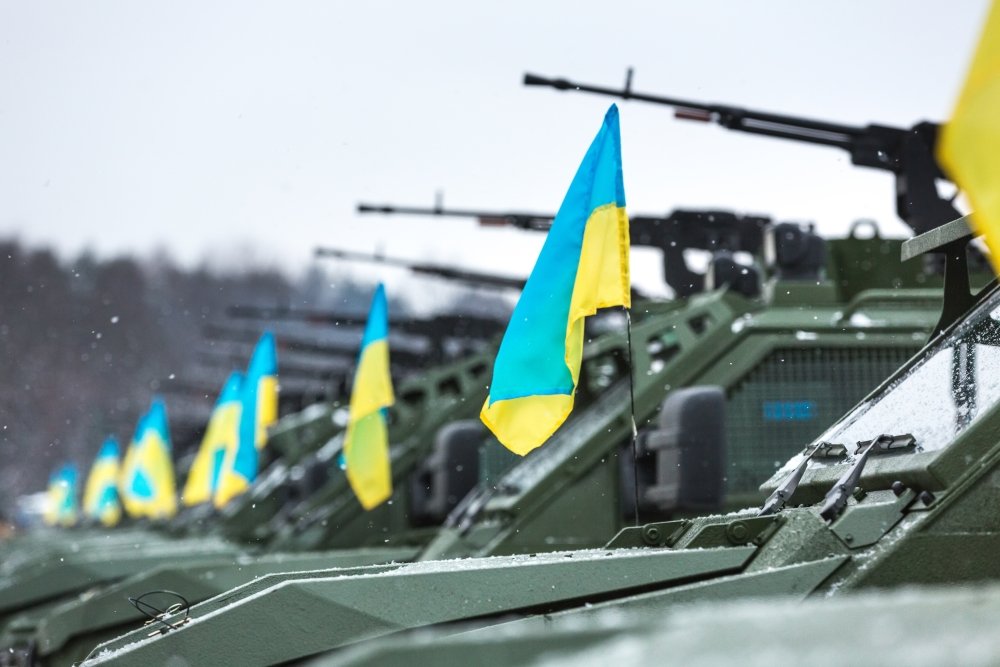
[214,333,278,507]
[939,0,1000,272]
[343,284,395,510]
[182,372,244,507]
[481,105,630,456]
[83,437,122,526]
[119,398,178,520]
[44,464,79,527]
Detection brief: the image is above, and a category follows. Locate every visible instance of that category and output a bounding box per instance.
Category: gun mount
[523,69,959,237]
[358,202,770,297]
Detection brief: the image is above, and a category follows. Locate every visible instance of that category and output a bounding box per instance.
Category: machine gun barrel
[525,69,958,235]
[202,322,429,367]
[315,246,526,291]
[359,201,770,297]
[225,305,505,341]
[227,305,366,327]
[357,203,553,230]
[525,71,888,161]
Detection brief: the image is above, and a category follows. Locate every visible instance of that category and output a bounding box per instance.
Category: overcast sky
[0,1,991,305]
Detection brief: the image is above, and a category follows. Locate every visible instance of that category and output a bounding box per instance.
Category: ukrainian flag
[83,437,123,527]
[939,0,1000,272]
[214,332,278,507]
[481,105,630,455]
[43,464,79,527]
[119,398,178,520]
[182,372,244,507]
[343,284,395,510]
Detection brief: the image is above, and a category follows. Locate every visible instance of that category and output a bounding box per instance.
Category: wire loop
[127,590,191,634]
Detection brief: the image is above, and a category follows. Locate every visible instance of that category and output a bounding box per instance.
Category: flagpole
[623,306,641,526]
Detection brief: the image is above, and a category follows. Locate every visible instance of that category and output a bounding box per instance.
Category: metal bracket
[830,488,917,548]
[901,215,980,336]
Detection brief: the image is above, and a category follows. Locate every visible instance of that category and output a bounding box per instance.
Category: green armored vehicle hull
[0,548,416,667]
[0,532,239,624]
[301,583,1000,667]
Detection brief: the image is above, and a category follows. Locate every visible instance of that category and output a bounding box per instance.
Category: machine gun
[523,69,959,237]
[358,203,553,231]
[358,202,771,297]
[225,305,505,344]
[200,322,430,370]
[314,246,526,291]
[220,306,504,369]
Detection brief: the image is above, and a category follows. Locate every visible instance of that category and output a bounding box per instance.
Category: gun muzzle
[523,73,573,90]
[314,247,346,258]
[357,204,393,214]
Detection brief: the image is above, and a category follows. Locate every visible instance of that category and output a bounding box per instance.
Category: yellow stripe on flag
[939,0,1000,272]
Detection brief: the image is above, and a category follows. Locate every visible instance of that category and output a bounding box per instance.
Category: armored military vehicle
[80,216,1000,667]
[1,207,950,666]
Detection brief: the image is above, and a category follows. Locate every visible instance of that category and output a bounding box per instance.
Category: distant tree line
[0,240,397,508]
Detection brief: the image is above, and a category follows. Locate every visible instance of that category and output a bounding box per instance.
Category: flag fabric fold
[343,284,395,510]
[118,413,146,518]
[182,372,244,507]
[481,104,630,455]
[83,437,122,526]
[939,0,1000,272]
[214,332,278,508]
